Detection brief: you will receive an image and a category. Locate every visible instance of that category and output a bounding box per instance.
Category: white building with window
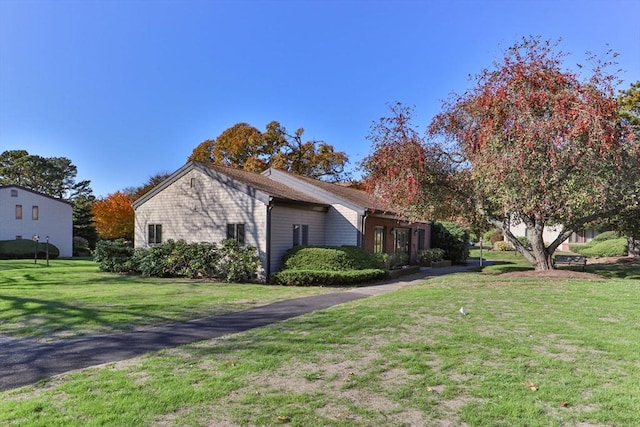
[0,185,73,257]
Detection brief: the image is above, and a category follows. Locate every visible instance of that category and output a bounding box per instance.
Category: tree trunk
[529,226,554,270]
[629,235,640,258]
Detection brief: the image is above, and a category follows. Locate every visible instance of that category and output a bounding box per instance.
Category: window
[15,204,22,220]
[394,228,410,255]
[16,235,22,240]
[374,226,386,254]
[32,206,39,220]
[148,224,162,244]
[417,228,426,251]
[190,177,196,188]
[11,189,18,197]
[227,223,245,245]
[293,224,309,246]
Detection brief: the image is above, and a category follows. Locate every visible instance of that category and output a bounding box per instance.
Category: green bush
[0,239,60,259]
[431,222,470,264]
[517,236,531,249]
[281,246,383,271]
[570,237,628,257]
[217,239,261,283]
[493,241,513,251]
[93,239,135,273]
[418,248,446,265]
[591,231,620,242]
[271,269,388,286]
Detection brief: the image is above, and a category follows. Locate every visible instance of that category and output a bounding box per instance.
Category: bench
[553,254,587,270]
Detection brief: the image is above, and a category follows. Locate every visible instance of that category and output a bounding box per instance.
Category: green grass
[0,259,336,340]
[1,258,639,426]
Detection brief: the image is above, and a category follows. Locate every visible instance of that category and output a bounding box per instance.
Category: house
[509,222,601,252]
[133,161,430,279]
[0,185,73,257]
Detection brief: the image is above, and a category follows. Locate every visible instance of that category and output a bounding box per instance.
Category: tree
[608,81,640,256]
[73,194,99,250]
[188,121,349,181]
[0,150,91,199]
[92,191,135,240]
[362,37,639,270]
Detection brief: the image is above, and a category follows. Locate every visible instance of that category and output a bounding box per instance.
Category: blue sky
[1,0,638,198]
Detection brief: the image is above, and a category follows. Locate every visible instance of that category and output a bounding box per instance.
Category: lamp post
[45,236,50,267]
[33,235,39,264]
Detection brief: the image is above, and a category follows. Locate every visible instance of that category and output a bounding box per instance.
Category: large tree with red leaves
[362,37,639,270]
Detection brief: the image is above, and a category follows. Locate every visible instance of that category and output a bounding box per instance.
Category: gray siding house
[133,161,430,279]
[0,185,73,257]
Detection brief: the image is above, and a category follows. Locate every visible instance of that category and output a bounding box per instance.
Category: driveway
[0,263,479,391]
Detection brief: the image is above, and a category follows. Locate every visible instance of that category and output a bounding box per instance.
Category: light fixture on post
[45,236,50,267]
[33,235,39,265]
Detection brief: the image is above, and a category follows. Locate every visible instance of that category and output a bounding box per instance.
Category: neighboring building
[133,161,430,279]
[510,222,600,252]
[0,185,73,257]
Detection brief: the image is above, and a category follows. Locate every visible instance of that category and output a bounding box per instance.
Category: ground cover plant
[1,259,638,426]
[0,260,335,340]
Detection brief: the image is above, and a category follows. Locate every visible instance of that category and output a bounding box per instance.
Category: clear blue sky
[1,0,638,198]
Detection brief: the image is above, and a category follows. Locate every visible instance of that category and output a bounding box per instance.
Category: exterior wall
[269,205,327,273]
[0,187,73,257]
[509,222,600,252]
[364,216,431,263]
[325,204,360,246]
[134,168,269,275]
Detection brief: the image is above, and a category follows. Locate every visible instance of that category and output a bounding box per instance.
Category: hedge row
[93,239,261,283]
[271,269,388,287]
[569,237,628,257]
[0,239,60,259]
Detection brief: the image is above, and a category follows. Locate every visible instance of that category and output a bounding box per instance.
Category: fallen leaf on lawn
[522,381,538,391]
[277,415,290,423]
[560,400,569,407]
[426,387,433,393]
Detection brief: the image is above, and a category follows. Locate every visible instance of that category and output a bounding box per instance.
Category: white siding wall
[134,169,269,274]
[325,204,360,246]
[269,205,326,273]
[0,187,73,257]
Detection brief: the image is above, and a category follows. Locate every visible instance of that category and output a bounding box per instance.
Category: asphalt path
[0,263,480,392]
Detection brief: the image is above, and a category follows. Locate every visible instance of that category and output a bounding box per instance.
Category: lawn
[1,257,639,426]
[0,259,336,340]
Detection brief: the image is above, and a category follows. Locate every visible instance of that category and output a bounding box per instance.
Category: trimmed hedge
[271,269,388,287]
[570,237,628,257]
[281,246,384,271]
[273,245,387,286]
[0,239,60,259]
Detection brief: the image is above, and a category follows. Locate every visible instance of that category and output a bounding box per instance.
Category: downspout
[266,199,273,281]
[360,211,369,250]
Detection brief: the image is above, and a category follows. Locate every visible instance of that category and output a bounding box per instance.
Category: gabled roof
[133,161,330,209]
[263,168,391,213]
[0,185,73,206]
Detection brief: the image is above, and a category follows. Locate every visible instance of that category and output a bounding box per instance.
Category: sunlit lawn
[1,257,639,426]
[0,259,336,340]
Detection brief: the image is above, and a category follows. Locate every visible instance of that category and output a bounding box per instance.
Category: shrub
[281,246,383,271]
[570,237,628,257]
[0,239,61,259]
[217,239,261,283]
[431,222,470,264]
[93,239,135,272]
[271,269,388,286]
[493,241,513,251]
[591,230,620,242]
[73,236,91,257]
[418,248,446,265]
[516,236,531,250]
[483,229,504,244]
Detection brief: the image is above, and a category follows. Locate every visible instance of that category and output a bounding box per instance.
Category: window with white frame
[11,189,18,197]
[15,204,22,220]
[32,206,39,220]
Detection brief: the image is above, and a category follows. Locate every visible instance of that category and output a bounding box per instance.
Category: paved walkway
[0,262,480,391]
